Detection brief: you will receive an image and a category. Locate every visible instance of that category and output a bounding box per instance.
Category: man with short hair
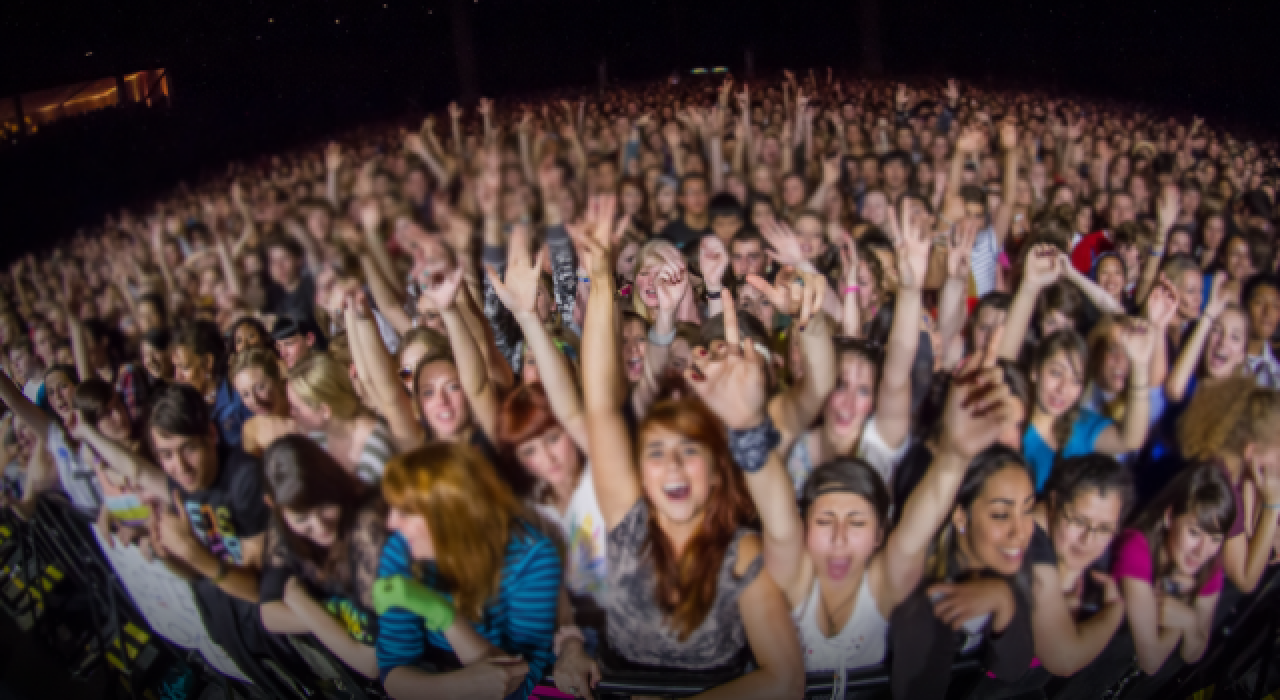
[657,173,712,252]
[1245,274,1280,388]
[271,315,325,370]
[730,229,768,281]
[263,233,316,321]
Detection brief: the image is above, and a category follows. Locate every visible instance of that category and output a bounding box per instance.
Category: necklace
[820,582,858,638]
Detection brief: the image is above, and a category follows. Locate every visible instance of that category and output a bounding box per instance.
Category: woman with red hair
[576,195,804,698]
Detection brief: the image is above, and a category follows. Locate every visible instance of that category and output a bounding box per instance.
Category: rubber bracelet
[648,326,677,347]
[844,285,861,295]
[1264,502,1280,510]
[728,416,781,473]
[705,289,722,300]
[372,576,456,632]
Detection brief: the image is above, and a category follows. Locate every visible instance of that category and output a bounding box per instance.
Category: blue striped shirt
[375,521,562,699]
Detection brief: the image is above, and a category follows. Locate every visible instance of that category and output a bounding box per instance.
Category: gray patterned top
[605,500,762,670]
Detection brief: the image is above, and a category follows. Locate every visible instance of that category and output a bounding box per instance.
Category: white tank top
[793,570,889,675]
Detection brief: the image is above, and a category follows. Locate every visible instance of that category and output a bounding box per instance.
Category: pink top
[1111,529,1224,596]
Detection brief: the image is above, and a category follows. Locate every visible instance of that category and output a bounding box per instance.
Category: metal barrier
[2,497,1277,700]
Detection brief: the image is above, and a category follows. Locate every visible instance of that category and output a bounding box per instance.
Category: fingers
[721,288,741,351]
[982,325,1004,370]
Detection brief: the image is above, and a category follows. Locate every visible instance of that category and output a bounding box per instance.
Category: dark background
[1,0,1277,259]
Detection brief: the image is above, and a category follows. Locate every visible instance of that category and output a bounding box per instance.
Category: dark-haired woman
[699,314,1016,684]
[1001,247,1154,491]
[1028,455,1132,676]
[1113,463,1235,674]
[258,435,387,678]
[889,446,1038,700]
[579,199,804,697]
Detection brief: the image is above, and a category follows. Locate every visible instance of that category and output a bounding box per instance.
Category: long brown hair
[262,435,380,586]
[381,443,524,621]
[638,397,757,641]
[1130,463,1236,602]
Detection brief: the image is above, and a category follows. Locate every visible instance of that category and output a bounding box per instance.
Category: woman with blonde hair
[1176,377,1280,594]
[375,443,562,700]
[286,353,396,485]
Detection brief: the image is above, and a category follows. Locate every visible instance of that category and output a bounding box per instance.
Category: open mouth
[662,483,691,501]
[826,557,853,581]
[626,357,644,376]
[999,547,1024,565]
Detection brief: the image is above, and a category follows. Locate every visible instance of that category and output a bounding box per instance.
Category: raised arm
[345,291,424,451]
[1165,273,1225,404]
[486,225,587,451]
[991,118,1021,246]
[1094,320,1154,454]
[938,220,978,371]
[325,142,343,210]
[0,366,52,442]
[424,267,500,443]
[577,195,641,531]
[999,244,1063,361]
[1221,462,1280,594]
[1137,183,1180,306]
[1061,253,1125,315]
[877,350,1015,612]
[876,202,931,449]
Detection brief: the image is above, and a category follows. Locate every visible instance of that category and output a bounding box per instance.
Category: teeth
[1002,548,1022,558]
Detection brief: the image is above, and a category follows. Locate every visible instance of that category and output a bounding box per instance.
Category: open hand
[685,292,769,431]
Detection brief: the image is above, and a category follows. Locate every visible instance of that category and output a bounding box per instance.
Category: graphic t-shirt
[532,463,608,601]
[172,447,269,566]
[260,500,386,645]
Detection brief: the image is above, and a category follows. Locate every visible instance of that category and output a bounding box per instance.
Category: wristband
[372,576,456,632]
[705,289,722,300]
[1264,502,1280,510]
[648,326,677,347]
[554,625,586,655]
[844,285,861,295]
[728,416,781,473]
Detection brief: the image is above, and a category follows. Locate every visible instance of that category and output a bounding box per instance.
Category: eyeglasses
[1059,504,1116,542]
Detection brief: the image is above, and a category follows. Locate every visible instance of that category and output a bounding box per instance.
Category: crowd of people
[1,70,1279,700]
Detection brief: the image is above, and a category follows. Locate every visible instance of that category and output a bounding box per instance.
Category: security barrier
[1,496,1277,700]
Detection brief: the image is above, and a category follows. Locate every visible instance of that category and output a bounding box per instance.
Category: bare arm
[991,120,1020,246]
[689,536,805,700]
[282,581,379,678]
[1094,321,1153,454]
[345,294,424,451]
[1165,274,1225,403]
[1062,257,1125,315]
[1030,565,1126,676]
[1120,577,1183,675]
[359,253,412,335]
[579,197,641,532]
[486,226,588,451]
[75,423,169,503]
[876,204,931,449]
[999,245,1062,361]
[429,270,501,442]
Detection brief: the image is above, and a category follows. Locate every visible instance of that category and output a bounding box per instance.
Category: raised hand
[1118,318,1157,365]
[887,201,932,290]
[1205,272,1229,320]
[685,290,769,431]
[477,97,493,117]
[448,102,463,120]
[698,235,729,292]
[357,197,380,234]
[929,579,1014,631]
[325,142,343,171]
[654,260,690,314]
[746,268,827,329]
[957,126,986,155]
[821,154,841,185]
[758,217,811,270]
[485,224,544,318]
[1157,182,1181,235]
[939,330,1013,460]
[1022,244,1063,291]
[422,266,465,312]
[948,218,980,279]
[1145,277,1178,329]
[944,79,959,104]
[999,118,1018,152]
[736,84,750,113]
[1066,114,1084,142]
